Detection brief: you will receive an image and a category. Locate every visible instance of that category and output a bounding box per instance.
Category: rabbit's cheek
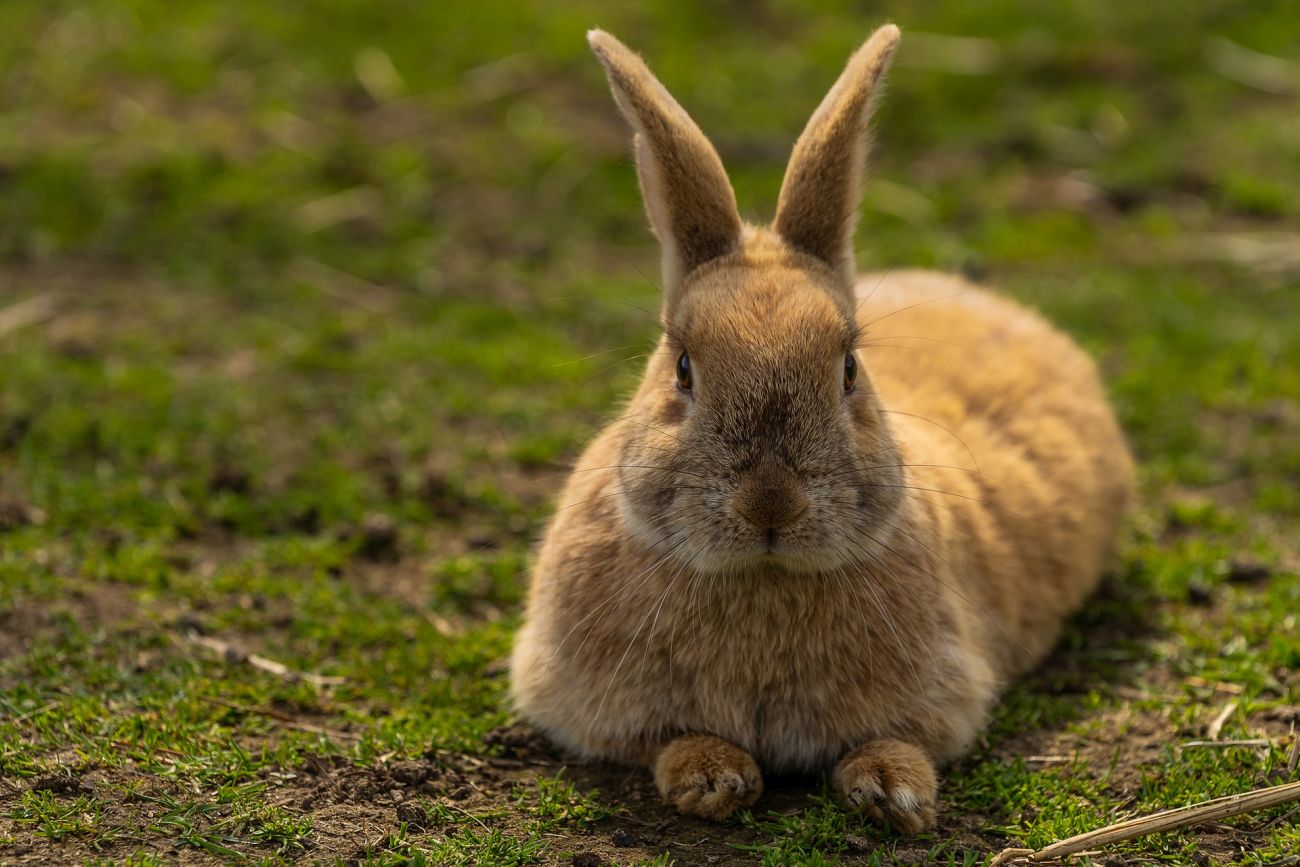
[656,389,689,426]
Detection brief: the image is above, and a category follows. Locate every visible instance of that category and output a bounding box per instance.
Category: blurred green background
[1,1,1298,864]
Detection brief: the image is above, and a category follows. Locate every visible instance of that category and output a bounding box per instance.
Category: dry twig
[289,256,395,312]
[991,780,1300,864]
[1286,720,1300,780]
[393,584,460,637]
[1181,738,1273,750]
[1206,37,1299,96]
[1183,677,1244,694]
[8,702,61,724]
[1206,700,1237,740]
[110,739,184,758]
[0,292,59,338]
[181,630,346,688]
[202,696,361,741]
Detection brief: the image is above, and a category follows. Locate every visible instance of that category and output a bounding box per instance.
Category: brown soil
[3,551,1294,864]
[6,702,1294,866]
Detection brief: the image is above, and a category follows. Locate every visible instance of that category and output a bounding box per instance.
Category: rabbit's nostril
[731,487,810,532]
[731,453,810,532]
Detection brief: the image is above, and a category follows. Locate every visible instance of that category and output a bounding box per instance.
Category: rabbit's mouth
[700,527,853,575]
[764,527,780,551]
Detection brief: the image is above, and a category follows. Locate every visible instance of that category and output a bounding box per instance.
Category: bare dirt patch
[257,729,999,866]
[0,577,139,662]
[4,548,1292,864]
[4,614,1295,865]
[0,721,998,865]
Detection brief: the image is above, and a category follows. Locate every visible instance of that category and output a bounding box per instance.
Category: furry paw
[833,739,938,834]
[653,735,763,821]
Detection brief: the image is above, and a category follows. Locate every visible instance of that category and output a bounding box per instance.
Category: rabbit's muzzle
[730,454,811,536]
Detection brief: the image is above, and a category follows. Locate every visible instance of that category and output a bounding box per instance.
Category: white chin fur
[710,548,846,575]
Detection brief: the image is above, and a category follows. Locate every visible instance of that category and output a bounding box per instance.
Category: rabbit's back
[855,270,1135,677]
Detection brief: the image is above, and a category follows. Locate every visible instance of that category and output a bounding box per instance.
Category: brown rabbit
[510,24,1135,833]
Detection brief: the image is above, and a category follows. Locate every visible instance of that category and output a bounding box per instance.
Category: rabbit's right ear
[588,30,742,312]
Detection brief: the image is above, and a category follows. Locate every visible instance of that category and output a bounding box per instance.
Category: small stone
[845,835,874,854]
[30,774,89,796]
[388,760,431,786]
[447,785,472,801]
[482,724,555,759]
[1186,580,1214,606]
[357,513,400,560]
[0,497,42,530]
[611,829,636,848]
[1227,559,1272,585]
[209,459,252,494]
[289,505,321,534]
[571,854,602,867]
[176,613,208,636]
[395,802,428,830]
[421,466,470,518]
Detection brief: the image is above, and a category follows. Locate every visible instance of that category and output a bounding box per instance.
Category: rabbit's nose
[731,459,810,530]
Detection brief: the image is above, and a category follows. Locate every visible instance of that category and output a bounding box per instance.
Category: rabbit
[509,24,1135,833]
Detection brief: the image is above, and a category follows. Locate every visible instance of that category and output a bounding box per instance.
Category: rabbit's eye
[843,352,857,393]
[676,352,692,391]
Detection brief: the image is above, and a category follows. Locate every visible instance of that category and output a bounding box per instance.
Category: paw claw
[890,785,919,812]
[847,779,885,807]
[833,740,938,835]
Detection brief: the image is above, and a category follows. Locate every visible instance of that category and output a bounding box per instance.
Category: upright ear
[588,30,742,311]
[774,25,900,287]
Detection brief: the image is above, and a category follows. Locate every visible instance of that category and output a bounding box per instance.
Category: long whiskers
[534,524,692,680]
[531,463,714,483]
[877,409,983,475]
[619,417,720,471]
[839,536,941,732]
[854,519,1035,660]
[593,543,704,726]
[859,289,971,330]
[553,482,710,514]
[852,269,893,318]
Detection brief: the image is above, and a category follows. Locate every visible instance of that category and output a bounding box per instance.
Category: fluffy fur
[509,25,1135,831]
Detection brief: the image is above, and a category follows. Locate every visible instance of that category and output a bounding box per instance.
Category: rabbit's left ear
[774,25,900,287]
[588,30,742,312]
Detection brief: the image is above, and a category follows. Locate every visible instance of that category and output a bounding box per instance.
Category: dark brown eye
[843,352,857,392]
[676,352,692,391]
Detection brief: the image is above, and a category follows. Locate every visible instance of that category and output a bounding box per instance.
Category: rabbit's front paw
[833,738,937,834]
[653,735,763,821]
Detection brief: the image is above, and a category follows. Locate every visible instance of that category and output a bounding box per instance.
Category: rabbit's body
[510,27,1134,829]
[512,267,1131,770]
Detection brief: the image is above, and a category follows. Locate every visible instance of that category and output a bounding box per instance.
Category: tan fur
[587,30,742,307]
[776,25,899,286]
[834,738,937,834]
[654,735,763,820]
[509,26,1136,831]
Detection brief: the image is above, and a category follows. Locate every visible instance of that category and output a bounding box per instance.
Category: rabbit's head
[588,26,907,574]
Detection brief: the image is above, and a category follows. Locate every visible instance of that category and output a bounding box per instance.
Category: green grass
[2,1,1299,864]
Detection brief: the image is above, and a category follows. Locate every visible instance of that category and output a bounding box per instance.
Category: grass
[1,0,1299,864]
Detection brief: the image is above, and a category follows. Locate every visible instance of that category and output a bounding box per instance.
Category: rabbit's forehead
[672,266,853,366]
